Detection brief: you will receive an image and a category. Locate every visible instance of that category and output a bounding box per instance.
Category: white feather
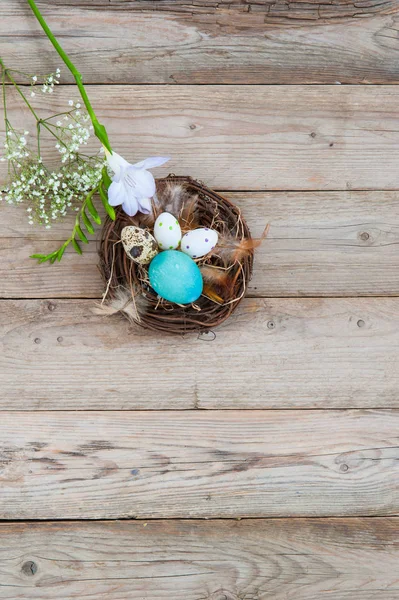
[93,288,141,323]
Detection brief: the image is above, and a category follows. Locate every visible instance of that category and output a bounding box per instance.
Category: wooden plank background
[0,410,398,519]
[1,298,399,409]
[0,519,397,600]
[1,0,399,598]
[4,1,399,84]
[2,190,399,298]
[3,85,399,191]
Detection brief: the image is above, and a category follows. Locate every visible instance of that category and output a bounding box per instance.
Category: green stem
[26,0,112,153]
[3,68,41,121]
[1,60,8,133]
[1,59,10,173]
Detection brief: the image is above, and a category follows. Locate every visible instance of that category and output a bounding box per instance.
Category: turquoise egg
[148,250,203,304]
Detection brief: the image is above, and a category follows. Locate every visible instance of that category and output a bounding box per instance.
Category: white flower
[105,151,170,216]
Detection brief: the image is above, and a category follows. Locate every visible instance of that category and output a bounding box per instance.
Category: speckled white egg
[181,228,219,259]
[121,226,159,265]
[154,212,182,250]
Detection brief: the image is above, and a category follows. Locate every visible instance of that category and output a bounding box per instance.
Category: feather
[202,284,224,305]
[200,265,234,304]
[200,265,231,287]
[93,288,143,323]
[210,223,270,263]
[179,195,200,232]
[156,183,189,216]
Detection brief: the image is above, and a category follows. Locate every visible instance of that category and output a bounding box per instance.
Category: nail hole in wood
[357,319,365,328]
[21,561,37,576]
[34,338,41,344]
[267,321,275,330]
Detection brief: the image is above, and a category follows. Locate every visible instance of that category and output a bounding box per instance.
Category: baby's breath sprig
[31,167,115,263]
[0,65,109,232]
[1,0,117,263]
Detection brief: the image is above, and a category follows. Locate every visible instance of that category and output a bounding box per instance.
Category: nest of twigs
[98,175,254,334]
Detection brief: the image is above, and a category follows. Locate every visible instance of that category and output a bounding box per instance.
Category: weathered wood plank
[2,190,399,298]
[3,2,399,84]
[1,298,399,410]
[0,410,397,518]
[0,518,397,599]
[2,85,399,190]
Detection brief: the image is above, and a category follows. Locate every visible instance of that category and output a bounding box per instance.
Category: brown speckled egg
[121,226,158,265]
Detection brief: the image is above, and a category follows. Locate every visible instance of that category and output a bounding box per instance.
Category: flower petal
[105,150,131,180]
[107,180,127,207]
[124,166,156,198]
[138,197,152,214]
[122,196,139,217]
[133,156,170,170]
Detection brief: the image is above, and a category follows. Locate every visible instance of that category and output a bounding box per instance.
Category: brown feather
[156,183,189,217]
[200,266,234,303]
[202,284,224,305]
[200,265,231,287]
[210,223,270,263]
[179,195,200,232]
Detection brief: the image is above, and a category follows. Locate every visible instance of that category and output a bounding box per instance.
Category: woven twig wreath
[98,176,254,334]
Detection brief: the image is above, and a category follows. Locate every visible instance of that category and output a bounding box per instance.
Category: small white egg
[181,228,219,259]
[154,212,182,250]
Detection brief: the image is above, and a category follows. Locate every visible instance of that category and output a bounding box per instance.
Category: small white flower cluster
[0,129,30,166]
[1,157,104,227]
[0,123,104,227]
[53,101,93,163]
[30,68,61,97]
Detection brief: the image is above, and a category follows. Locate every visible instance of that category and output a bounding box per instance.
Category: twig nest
[99,176,254,334]
[121,226,158,265]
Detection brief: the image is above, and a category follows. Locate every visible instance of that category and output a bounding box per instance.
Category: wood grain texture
[4,2,399,84]
[1,298,399,410]
[0,410,398,519]
[0,518,397,599]
[2,190,399,298]
[3,85,399,190]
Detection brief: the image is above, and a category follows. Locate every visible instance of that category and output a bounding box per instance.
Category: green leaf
[82,210,95,235]
[31,251,58,264]
[76,225,89,244]
[30,253,46,260]
[57,243,68,262]
[94,122,111,153]
[86,194,101,225]
[72,238,82,255]
[99,184,116,221]
[101,166,112,190]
